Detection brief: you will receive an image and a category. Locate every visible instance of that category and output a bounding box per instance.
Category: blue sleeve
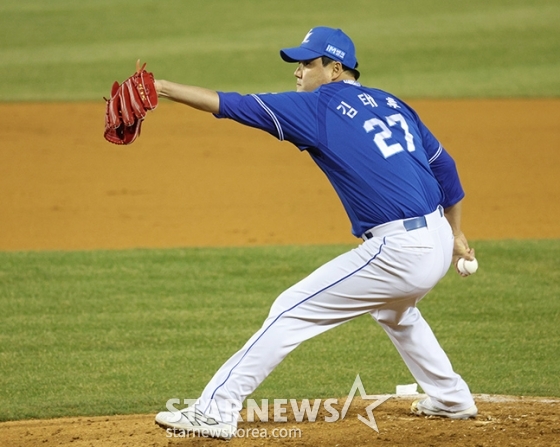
[416,117,465,207]
[215,91,318,149]
[215,92,280,137]
[428,146,465,208]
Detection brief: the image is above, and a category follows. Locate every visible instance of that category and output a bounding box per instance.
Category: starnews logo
[166,374,391,433]
[166,426,302,440]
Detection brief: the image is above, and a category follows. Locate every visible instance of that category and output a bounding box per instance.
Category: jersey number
[363,113,416,158]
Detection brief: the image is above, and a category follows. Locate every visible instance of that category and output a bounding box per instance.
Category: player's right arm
[412,113,475,269]
[444,200,475,262]
[155,80,220,114]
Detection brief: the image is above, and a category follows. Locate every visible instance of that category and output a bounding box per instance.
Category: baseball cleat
[155,406,236,439]
[411,398,477,419]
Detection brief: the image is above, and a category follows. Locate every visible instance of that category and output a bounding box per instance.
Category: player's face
[294,58,334,92]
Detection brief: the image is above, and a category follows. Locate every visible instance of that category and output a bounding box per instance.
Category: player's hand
[103,60,158,145]
[452,232,475,275]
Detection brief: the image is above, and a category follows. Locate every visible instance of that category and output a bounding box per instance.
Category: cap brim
[280,47,323,63]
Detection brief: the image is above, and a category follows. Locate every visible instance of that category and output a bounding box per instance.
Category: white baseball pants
[196,207,474,423]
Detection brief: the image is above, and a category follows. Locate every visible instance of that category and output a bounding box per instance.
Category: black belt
[363,215,427,240]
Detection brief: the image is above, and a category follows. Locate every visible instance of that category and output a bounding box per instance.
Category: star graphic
[340,374,391,432]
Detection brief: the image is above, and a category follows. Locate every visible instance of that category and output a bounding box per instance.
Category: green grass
[1,240,559,421]
[0,0,559,100]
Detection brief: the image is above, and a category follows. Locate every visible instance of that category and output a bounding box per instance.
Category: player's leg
[374,305,475,411]
[157,208,475,428]
[193,210,454,425]
[371,214,475,412]
[194,239,390,424]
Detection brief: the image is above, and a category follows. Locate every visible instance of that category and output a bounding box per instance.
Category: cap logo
[302,30,313,44]
[325,44,346,60]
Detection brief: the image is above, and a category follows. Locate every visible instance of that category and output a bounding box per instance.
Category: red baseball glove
[104,60,158,145]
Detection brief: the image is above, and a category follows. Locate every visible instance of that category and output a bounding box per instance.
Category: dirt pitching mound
[1,396,559,447]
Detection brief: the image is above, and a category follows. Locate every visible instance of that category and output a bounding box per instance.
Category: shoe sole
[411,401,477,420]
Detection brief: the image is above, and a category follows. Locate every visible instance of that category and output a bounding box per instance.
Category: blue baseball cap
[280,27,358,69]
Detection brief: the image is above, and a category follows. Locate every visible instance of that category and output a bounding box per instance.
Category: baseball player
[153,26,478,439]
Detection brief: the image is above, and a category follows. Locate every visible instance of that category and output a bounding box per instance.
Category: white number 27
[363,113,416,158]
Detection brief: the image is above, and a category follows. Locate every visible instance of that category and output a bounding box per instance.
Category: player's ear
[330,61,344,80]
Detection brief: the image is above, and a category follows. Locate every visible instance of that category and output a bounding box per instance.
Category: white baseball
[457,258,478,275]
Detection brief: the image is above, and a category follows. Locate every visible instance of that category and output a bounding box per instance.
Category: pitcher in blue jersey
[154,27,478,438]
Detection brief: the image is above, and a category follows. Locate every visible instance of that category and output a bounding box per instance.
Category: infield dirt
[0,100,559,446]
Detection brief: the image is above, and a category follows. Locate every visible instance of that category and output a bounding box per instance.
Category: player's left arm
[155,79,220,114]
[153,80,314,147]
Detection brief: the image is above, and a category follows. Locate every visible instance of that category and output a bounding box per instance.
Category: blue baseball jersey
[215,80,464,237]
